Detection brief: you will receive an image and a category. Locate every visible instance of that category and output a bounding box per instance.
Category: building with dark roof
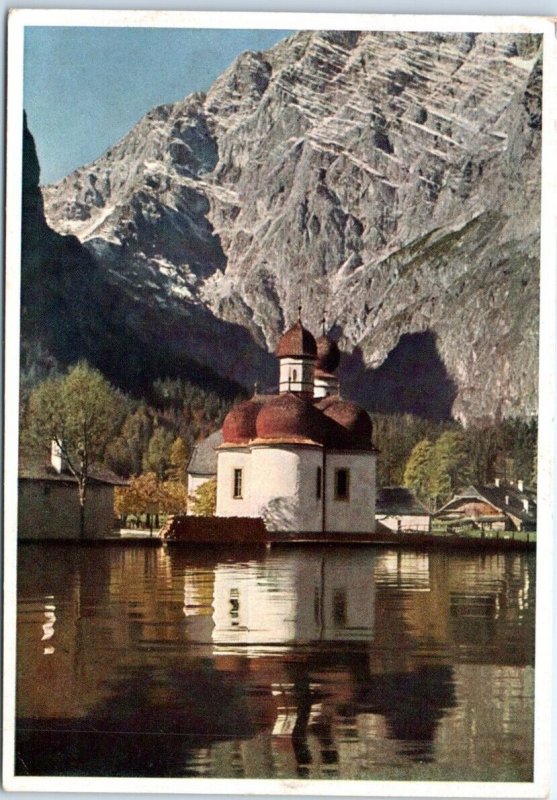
[215,316,377,534]
[435,482,537,532]
[18,446,127,540]
[376,487,431,533]
[186,429,223,496]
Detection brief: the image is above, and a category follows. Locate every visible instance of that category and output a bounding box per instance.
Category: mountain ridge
[40,29,542,423]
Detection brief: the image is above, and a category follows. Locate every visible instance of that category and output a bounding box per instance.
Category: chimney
[51,440,67,474]
[505,495,510,506]
[494,478,500,488]
[517,479,524,492]
[522,498,529,513]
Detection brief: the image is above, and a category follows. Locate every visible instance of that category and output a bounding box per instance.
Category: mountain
[41,30,542,424]
[20,115,268,398]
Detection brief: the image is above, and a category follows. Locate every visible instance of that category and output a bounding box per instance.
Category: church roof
[187,429,223,475]
[256,392,325,443]
[316,335,340,373]
[317,396,373,445]
[220,392,374,450]
[18,460,128,486]
[221,399,263,444]
[276,320,317,359]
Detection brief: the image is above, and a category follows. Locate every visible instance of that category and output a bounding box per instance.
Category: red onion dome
[222,399,261,444]
[318,398,373,445]
[316,335,341,373]
[256,393,323,442]
[276,320,317,359]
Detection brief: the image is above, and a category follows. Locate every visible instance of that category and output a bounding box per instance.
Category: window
[233,468,243,499]
[230,588,240,626]
[335,468,350,500]
[292,368,298,383]
[316,466,322,499]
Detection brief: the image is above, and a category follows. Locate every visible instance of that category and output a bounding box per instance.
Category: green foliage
[429,430,471,507]
[121,405,153,474]
[401,418,538,509]
[27,361,126,468]
[26,361,127,535]
[167,437,189,485]
[403,439,435,507]
[372,413,453,486]
[189,479,217,517]
[142,425,175,480]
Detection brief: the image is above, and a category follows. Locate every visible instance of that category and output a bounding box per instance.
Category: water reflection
[16,544,535,780]
[212,550,375,652]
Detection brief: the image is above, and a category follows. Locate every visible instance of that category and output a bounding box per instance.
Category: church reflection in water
[16,544,535,779]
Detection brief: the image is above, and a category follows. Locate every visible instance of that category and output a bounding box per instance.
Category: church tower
[275,310,317,399]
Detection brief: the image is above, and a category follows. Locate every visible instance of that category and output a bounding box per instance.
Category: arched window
[292,369,298,383]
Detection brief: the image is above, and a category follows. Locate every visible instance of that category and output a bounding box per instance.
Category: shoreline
[17,531,536,552]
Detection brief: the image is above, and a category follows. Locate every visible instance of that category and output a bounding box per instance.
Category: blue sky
[24,27,293,185]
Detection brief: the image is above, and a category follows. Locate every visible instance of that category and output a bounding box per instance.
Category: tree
[114,472,163,532]
[121,405,153,476]
[160,480,189,514]
[167,437,189,485]
[189,479,217,517]
[142,425,174,479]
[114,473,189,529]
[429,431,471,508]
[27,361,126,537]
[403,439,435,508]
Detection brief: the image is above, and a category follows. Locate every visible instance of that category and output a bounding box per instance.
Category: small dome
[318,398,373,445]
[276,320,317,359]
[256,393,323,442]
[316,335,341,373]
[222,400,261,443]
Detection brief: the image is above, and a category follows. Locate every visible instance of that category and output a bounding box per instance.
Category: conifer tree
[167,437,189,485]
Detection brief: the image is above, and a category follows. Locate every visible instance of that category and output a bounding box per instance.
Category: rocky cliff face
[42,30,542,423]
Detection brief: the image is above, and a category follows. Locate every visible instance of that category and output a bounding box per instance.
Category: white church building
[213,316,377,534]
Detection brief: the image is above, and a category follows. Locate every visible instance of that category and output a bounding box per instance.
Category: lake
[15,542,535,781]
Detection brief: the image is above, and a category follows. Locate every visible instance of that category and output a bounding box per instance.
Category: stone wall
[18,480,115,539]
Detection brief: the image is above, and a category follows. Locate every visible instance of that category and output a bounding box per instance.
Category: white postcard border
[4,10,556,798]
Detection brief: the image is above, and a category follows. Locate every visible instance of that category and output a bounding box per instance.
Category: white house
[215,316,377,534]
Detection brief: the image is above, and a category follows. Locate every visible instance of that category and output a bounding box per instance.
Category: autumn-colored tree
[160,480,189,514]
[189,479,217,517]
[27,361,126,537]
[115,473,189,528]
[115,472,163,531]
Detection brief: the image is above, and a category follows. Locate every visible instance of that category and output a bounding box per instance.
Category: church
[214,315,377,534]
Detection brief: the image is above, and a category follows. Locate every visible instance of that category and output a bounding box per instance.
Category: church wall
[324,452,376,533]
[216,448,253,518]
[252,445,323,532]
